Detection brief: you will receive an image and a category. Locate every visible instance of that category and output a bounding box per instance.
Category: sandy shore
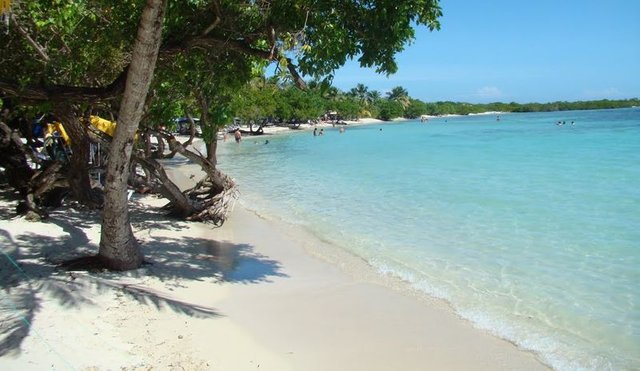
[224,117,394,138]
[0,159,549,370]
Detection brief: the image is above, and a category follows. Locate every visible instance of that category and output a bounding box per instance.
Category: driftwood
[119,128,238,225]
[183,171,238,225]
[156,131,238,225]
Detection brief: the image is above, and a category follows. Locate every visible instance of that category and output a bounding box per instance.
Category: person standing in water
[234,129,242,143]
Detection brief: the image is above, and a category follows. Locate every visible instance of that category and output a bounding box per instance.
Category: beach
[227,117,392,137]
[0,153,549,370]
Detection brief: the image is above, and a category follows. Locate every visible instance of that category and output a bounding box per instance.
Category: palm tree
[349,83,370,105]
[386,86,411,109]
[323,86,342,101]
[366,89,382,103]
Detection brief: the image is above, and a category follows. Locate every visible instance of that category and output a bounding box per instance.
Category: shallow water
[217,108,640,370]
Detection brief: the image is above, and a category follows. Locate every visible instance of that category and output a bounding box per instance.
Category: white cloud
[476,86,504,100]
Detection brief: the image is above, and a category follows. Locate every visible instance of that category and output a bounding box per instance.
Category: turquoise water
[217,108,640,370]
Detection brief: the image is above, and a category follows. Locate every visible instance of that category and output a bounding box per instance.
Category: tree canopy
[1,1,442,105]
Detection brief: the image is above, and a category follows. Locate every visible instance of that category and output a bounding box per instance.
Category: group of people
[313,126,346,136]
[224,125,346,144]
[555,120,575,126]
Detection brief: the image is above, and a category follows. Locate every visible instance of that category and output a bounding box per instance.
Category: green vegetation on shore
[415,97,640,116]
[231,80,639,123]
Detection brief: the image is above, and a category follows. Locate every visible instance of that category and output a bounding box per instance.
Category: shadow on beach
[0,194,287,357]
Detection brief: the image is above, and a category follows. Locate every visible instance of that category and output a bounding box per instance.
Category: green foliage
[434,98,640,115]
[1,1,140,87]
[404,99,428,118]
[277,86,325,121]
[377,99,405,121]
[223,78,640,124]
[291,1,442,77]
[3,0,445,138]
[231,79,278,123]
[330,97,360,120]
[231,79,327,123]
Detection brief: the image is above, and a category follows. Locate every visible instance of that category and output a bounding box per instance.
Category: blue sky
[330,0,640,104]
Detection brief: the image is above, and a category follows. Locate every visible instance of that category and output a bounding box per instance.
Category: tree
[99,0,167,271]
[275,85,325,123]
[386,86,411,109]
[232,78,278,126]
[349,84,370,104]
[367,90,382,103]
[0,1,140,211]
[377,100,405,121]
[404,99,428,118]
[2,0,444,270]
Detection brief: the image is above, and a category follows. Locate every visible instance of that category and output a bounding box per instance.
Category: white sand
[219,117,391,139]
[0,161,549,370]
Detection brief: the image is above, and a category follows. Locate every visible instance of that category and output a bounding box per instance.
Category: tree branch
[161,36,272,61]
[10,14,50,62]
[201,0,222,36]
[286,58,307,90]
[0,67,128,103]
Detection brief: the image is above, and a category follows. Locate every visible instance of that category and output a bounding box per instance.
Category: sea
[216,108,640,370]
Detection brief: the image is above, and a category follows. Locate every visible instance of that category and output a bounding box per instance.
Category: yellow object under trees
[0,0,11,14]
[46,116,119,145]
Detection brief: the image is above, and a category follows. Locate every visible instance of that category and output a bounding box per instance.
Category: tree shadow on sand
[0,195,287,357]
[0,187,21,220]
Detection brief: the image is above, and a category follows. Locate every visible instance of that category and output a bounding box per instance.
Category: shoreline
[223,111,508,139]
[205,204,550,370]
[222,117,406,138]
[0,152,550,370]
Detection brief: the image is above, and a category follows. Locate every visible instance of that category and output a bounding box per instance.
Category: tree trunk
[182,110,197,148]
[55,106,100,208]
[99,0,167,271]
[143,130,152,158]
[206,139,217,165]
[196,92,217,165]
[154,134,165,158]
[133,154,197,217]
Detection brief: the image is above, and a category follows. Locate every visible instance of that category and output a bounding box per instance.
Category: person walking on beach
[234,129,242,143]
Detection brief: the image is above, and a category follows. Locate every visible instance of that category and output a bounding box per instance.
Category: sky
[329,0,640,104]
